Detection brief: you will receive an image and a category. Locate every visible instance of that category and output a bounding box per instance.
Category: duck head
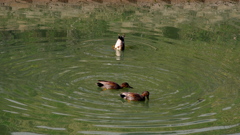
[121,82,133,88]
[142,91,150,100]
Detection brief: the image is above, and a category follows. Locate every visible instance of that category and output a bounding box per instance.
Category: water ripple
[36,126,66,131]
[5,98,28,106]
[12,132,45,135]
[95,119,217,128]
[1,5,239,134]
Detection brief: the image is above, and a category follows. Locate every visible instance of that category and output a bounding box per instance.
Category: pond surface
[0,2,240,135]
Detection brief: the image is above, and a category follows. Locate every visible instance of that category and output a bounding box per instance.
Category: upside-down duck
[114,35,125,51]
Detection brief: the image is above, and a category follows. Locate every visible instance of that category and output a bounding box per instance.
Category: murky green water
[0,2,240,135]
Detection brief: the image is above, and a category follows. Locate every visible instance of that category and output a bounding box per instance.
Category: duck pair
[97,80,150,101]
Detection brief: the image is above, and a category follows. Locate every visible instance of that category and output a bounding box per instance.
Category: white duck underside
[114,39,123,50]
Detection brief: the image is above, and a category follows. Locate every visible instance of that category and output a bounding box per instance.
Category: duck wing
[120,92,143,101]
[97,80,121,89]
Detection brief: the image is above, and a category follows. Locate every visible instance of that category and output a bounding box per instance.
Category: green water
[0,2,240,135]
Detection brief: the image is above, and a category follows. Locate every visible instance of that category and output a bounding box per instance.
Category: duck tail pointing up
[120,93,126,98]
[96,83,104,87]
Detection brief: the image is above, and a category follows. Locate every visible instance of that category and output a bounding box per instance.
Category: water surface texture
[0,2,240,135]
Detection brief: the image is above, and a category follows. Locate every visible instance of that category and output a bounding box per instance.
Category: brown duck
[120,91,150,101]
[96,80,133,90]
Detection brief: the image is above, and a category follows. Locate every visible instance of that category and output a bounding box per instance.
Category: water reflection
[115,49,124,60]
[0,1,240,135]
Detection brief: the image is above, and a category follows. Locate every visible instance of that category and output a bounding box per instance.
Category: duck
[113,35,125,51]
[120,91,150,101]
[96,80,133,90]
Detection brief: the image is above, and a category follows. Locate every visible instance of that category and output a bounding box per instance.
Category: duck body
[114,35,125,51]
[120,91,150,101]
[97,80,132,90]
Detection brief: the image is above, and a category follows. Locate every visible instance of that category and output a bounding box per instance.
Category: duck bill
[146,95,149,100]
[128,86,133,89]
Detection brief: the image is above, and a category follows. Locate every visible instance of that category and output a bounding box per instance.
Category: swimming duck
[114,35,125,51]
[120,91,150,101]
[97,80,133,90]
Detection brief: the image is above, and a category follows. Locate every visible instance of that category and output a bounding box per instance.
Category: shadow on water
[120,100,150,108]
[162,26,180,39]
[0,1,240,135]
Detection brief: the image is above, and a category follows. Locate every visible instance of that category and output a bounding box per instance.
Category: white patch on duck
[114,35,125,51]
